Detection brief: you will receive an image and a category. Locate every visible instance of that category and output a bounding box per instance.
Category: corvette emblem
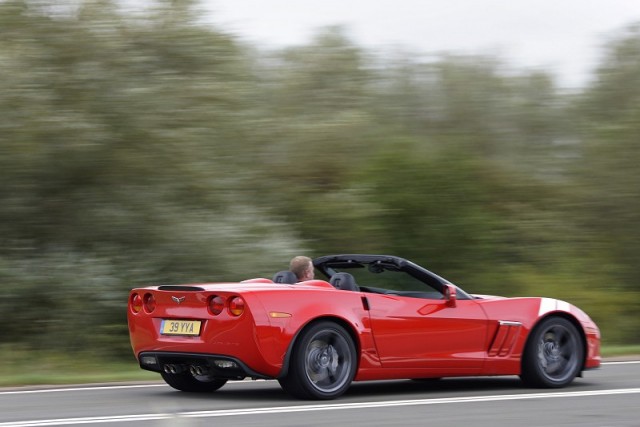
[171,296,186,304]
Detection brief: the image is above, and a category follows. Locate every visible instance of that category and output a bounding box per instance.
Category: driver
[289,256,315,281]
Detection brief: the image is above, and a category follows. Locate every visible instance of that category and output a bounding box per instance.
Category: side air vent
[488,321,522,357]
[158,285,205,291]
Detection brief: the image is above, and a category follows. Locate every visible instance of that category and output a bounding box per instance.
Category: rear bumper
[137,351,272,380]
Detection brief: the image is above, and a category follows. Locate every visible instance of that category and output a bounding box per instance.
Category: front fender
[477,297,601,374]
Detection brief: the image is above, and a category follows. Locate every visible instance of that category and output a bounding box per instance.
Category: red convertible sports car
[128,254,601,400]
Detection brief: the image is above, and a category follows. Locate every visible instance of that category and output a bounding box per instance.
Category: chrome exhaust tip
[164,364,185,374]
[189,365,208,376]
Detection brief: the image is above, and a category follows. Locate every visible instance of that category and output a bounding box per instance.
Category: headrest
[329,272,359,291]
[272,271,298,284]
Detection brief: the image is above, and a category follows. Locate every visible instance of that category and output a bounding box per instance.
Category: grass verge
[600,344,640,357]
[0,350,158,387]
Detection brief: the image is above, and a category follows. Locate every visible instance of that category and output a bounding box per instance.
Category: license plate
[160,319,202,336]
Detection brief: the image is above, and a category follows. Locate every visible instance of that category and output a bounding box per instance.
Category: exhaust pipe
[189,365,209,376]
[163,364,185,374]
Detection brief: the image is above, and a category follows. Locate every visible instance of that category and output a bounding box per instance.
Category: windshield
[314,255,472,300]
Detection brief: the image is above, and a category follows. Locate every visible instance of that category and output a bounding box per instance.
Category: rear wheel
[161,371,227,392]
[279,321,357,400]
[521,316,584,388]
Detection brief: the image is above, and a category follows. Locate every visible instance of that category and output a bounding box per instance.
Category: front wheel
[161,371,227,392]
[279,321,357,399]
[521,316,584,388]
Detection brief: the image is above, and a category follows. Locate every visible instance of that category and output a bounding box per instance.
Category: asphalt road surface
[1,361,639,427]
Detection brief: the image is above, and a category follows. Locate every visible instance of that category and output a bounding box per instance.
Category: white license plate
[160,319,201,336]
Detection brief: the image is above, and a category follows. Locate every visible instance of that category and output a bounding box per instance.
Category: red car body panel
[128,255,600,397]
[128,286,600,379]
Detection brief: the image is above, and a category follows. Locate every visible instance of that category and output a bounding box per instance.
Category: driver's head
[289,256,314,281]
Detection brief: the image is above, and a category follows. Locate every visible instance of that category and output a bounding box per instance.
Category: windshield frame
[313,254,472,300]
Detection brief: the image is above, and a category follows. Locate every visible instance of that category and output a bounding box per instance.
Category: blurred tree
[0,0,304,357]
[0,0,638,361]
[372,55,572,176]
[355,143,571,293]
[571,25,640,295]
[244,27,386,254]
[0,0,300,268]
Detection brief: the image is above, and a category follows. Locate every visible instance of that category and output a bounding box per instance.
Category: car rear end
[127,283,281,381]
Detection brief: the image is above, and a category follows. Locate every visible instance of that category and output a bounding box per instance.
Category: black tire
[520,316,584,388]
[161,371,227,393]
[279,321,357,400]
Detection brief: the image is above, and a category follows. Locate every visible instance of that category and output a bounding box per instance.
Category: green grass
[600,344,640,357]
[0,345,638,388]
[0,350,158,387]
[0,365,159,387]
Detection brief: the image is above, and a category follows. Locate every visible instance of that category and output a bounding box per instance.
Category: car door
[365,292,489,373]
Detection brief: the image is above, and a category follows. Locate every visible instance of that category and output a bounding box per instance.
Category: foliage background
[1,0,639,363]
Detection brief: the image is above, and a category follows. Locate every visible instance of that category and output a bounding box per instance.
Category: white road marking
[601,360,640,365]
[0,384,166,395]
[1,388,640,426]
[0,360,637,395]
[0,379,260,395]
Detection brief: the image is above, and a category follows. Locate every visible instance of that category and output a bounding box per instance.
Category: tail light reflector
[209,296,225,315]
[131,293,143,313]
[143,293,156,313]
[228,297,245,316]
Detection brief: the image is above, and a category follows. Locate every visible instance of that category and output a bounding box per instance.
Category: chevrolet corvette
[127,254,601,399]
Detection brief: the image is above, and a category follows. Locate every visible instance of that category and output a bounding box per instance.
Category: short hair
[289,256,313,279]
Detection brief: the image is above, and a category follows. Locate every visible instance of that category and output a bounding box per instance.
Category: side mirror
[444,284,457,307]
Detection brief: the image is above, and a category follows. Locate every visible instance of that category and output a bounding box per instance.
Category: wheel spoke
[546,357,565,375]
[554,327,567,346]
[560,344,573,359]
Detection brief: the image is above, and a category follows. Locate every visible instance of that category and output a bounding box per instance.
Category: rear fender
[278,316,361,379]
[252,288,375,378]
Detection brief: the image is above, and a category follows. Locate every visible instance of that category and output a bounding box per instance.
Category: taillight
[228,296,245,317]
[131,293,143,313]
[143,293,156,313]
[208,295,225,315]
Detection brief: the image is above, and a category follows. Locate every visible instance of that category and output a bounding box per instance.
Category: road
[1,361,639,427]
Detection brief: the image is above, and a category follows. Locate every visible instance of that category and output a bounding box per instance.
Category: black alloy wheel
[521,316,584,388]
[279,321,357,399]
